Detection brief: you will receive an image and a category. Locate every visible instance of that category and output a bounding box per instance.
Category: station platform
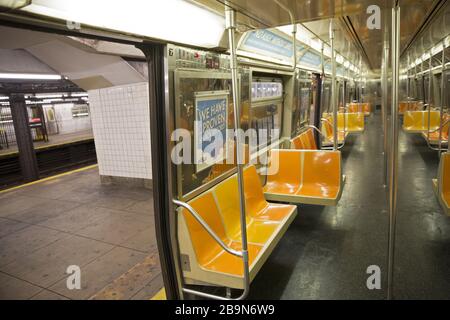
[0,130,94,157]
[0,165,162,300]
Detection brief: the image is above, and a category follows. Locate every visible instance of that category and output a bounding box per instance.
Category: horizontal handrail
[426,119,450,134]
[306,125,328,139]
[173,197,249,300]
[173,199,243,258]
[321,118,346,133]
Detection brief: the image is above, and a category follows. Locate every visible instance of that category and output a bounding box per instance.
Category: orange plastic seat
[180,192,262,276]
[208,143,250,180]
[422,131,449,145]
[177,166,297,289]
[243,165,296,221]
[348,103,371,115]
[433,152,450,216]
[290,128,318,150]
[399,101,421,114]
[421,114,450,145]
[291,134,303,149]
[403,110,440,133]
[264,149,344,205]
[213,174,280,243]
[344,113,365,133]
[321,115,347,146]
[264,149,302,195]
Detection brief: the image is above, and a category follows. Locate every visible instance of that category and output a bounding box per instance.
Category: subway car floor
[0,166,162,300]
[248,111,450,300]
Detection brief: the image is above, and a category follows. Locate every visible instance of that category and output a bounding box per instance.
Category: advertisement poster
[300,87,310,123]
[194,91,229,172]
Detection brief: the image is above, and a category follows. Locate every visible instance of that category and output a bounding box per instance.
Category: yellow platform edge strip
[150,287,166,300]
[0,164,98,194]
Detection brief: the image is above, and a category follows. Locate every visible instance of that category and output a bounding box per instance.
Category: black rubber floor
[248,111,450,299]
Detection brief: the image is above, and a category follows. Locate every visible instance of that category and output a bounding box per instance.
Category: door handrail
[172,198,249,301]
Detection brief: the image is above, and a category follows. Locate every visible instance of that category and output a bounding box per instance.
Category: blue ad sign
[300,51,322,67]
[194,92,228,172]
[242,29,293,58]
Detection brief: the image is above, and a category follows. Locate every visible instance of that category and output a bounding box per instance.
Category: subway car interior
[0,0,450,301]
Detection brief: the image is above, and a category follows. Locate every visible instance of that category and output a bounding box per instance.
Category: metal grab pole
[407,54,410,111]
[438,42,446,157]
[427,49,432,143]
[382,28,390,187]
[343,79,346,134]
[387,4,400,300]
[330,19,338,150]
[225,5,250,300]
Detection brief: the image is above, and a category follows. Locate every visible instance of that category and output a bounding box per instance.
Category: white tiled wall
[88,82,152,180]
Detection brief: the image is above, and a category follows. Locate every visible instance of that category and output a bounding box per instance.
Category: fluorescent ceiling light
[42,98,64,103]
[0,73,62,80]
[35,93,64,99]
[22,0,225,48]
[0,0,30,9]
[70,92,88,97]
[0,96,9,100]
[421,52,430,61]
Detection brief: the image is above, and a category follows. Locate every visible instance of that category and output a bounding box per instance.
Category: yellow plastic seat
[213,174,281,243]
[180,192,262,276]
[433,152,450,216]
[298,151,341,200]
[422,131,449,145]
[291,134,303,149]
[243,165,296,221]
[263,149,344,205]
[264,149,302,195]
[344,113,365,133]
[290,128,318,150]
[399,101,421,114]
[348,103,371,115]
[421,114,449,145]
[177,166,297,289]
[403,110,440,133]
[208,143,249,180]
[321,116,347,146]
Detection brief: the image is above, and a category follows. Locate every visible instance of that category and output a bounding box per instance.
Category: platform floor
[0,129,93,156]
[248,112,450,299]
[0,166,161,300]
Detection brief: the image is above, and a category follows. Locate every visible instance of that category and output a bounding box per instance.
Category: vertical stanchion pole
[330,19,338,150]
[225,4,250,298]
[343,78,346,134]
[387,3,400,300]
[427,49,432,143]
[438,42,445,155]
[407,54,410,111]
[382,25,390,187]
